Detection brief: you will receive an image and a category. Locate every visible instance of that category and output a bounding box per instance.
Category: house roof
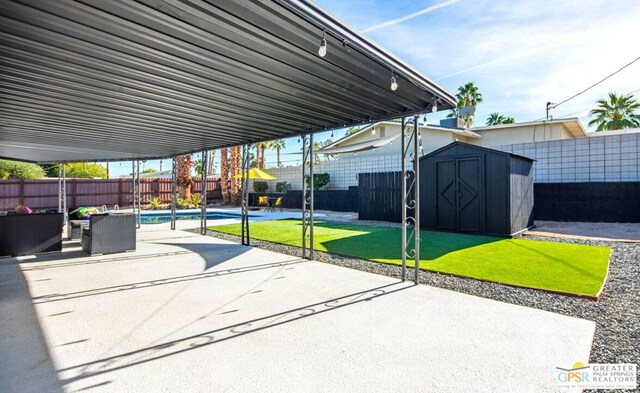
[0,0,455,163]
[470,117,587,137]
[326,120,482,148]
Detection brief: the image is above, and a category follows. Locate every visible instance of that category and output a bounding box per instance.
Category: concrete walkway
[2,226,595,392]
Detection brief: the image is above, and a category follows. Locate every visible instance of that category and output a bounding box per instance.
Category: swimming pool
[141,211,251,224]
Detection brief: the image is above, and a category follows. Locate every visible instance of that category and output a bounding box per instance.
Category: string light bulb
[390,71,398,91]
[431,97,438,112]
[318,31,327,57]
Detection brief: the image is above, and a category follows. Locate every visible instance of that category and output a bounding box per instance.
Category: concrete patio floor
[1,225,596,392]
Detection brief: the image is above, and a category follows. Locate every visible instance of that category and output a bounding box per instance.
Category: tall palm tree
[486,113,515,126]
[253,142,270,169]
[176,154,193,201]
[447,82,483,128]
[220,148,230,204]
[229,146,241,205]
[588,93,640,131]
[269,139,286,167]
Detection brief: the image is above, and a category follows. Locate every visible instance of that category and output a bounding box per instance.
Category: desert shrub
[176,196,189,209]
[146,197,163,210]
[190,193,203,206]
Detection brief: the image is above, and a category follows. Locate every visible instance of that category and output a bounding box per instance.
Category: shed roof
[0,0,455,163]
[420,141,535,162]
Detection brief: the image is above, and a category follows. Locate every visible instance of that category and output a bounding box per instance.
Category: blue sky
[108,0,640,177]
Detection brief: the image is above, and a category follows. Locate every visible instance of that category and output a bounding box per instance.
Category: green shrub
[0,160,45,179]
[253,181,268,193]
[190,193,203,206]
[305,173,330,190]
[146,197,163,210]
[275,181,291,193]
[64,162,108,179]
[176,196,189,209]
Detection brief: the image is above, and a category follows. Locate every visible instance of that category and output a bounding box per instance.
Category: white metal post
[200,150,208,235]
[171,157,177,230]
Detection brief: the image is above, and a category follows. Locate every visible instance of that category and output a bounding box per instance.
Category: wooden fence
[0,178,221,210]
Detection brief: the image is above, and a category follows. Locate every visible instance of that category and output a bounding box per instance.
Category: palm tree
[220,148,230,204]
[447,82,483,127]
[229,146,241,205]
[486,113,516,126]
[312,138,335,163]
[253,142,270,169]
[176,154,193,201]
[344,126,359,136]
[269,139,286,167]
[588,93,640,131]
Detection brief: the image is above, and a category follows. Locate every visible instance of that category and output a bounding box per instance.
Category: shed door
[456,157,485,232]
[435,159,456,230]
[434,156,485,232]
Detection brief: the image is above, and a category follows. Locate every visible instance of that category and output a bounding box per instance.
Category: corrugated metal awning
[0,0,455,163]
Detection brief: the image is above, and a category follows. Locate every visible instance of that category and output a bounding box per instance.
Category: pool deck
[1,223,596,393]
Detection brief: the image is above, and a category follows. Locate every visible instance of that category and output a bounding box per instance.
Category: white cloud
[361,0,461,33]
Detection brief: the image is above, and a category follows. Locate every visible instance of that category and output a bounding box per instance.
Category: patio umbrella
[233,168,276,180]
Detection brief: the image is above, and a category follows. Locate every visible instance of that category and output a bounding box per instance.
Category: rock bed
[195,228,639,391]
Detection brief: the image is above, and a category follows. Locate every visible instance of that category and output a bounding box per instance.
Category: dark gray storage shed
[420,142,534,236]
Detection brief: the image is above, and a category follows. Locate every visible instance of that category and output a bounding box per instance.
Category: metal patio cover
[0,0,455,163]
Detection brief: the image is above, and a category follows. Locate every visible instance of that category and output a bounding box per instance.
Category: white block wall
[265,153,403,190]
[494,133,640,183]
[264,132,640,190]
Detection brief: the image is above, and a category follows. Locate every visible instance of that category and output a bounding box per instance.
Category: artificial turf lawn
[210,219,611,296]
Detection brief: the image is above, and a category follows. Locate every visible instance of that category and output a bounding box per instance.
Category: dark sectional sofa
[0,213,63,257]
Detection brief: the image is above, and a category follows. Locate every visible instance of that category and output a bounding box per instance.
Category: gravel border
[192,228,639,391]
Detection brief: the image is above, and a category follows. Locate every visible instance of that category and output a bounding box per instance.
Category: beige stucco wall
[468,123,570,147]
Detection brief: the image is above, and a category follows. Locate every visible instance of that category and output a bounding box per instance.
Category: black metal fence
[357,173,640,224]
[358,172,402,222]
[534,182,640,223]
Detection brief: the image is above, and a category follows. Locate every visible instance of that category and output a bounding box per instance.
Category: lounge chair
[81,214,136,255]
[273,197,284,212]
[257,195,269,210]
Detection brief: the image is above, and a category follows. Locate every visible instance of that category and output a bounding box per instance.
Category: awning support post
[171,157,177,230]
[302,133,314,259]
[200,150,208,235]
[413,115,421,283]
[132,160,141,229]
[401,115,420,284]
[57,163,68,233]
[241,144,251,246]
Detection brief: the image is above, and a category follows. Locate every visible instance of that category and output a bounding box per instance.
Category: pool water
[141,211,250,224]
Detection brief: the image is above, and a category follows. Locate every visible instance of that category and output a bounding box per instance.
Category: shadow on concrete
[57,281,410,385]
[18,241,245,273]
[32,256,304,305]
[0,262,63,393]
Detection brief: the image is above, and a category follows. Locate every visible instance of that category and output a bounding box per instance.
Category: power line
[550,55,640,109]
